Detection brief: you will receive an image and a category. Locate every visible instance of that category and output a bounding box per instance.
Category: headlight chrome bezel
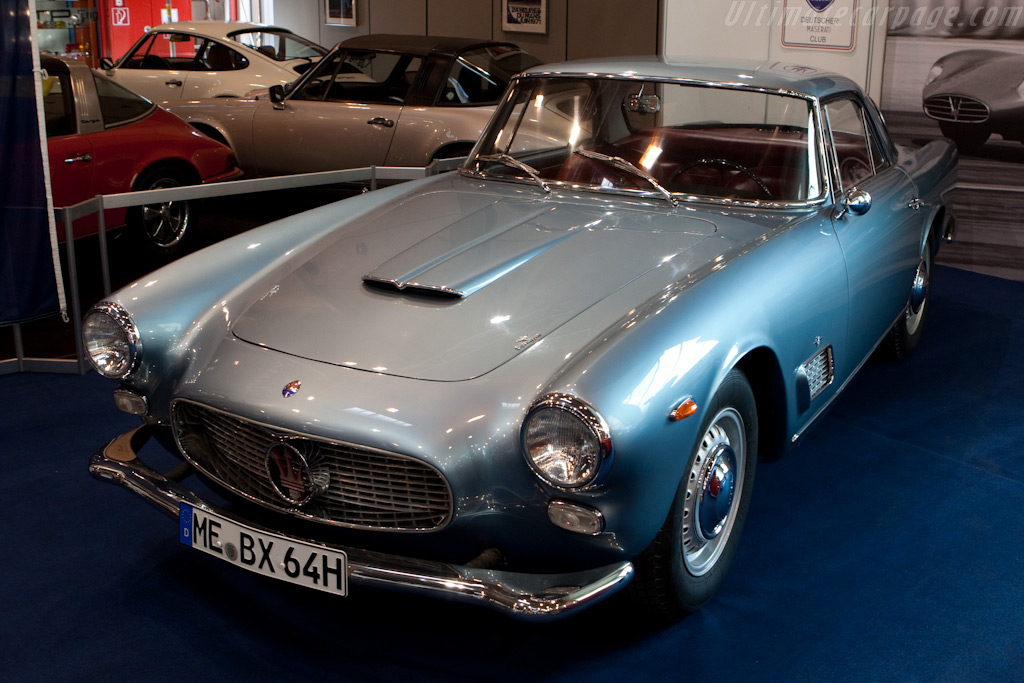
[82,302,141,379]
[521,393,613,489]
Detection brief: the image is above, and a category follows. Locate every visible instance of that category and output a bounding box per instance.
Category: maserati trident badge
[266,442,317,506]
[282,380,302,398]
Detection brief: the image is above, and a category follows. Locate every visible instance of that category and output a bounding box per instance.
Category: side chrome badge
[282,380,302,398]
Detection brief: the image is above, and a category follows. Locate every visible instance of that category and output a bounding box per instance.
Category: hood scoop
[362,203,566,298]
[231,188,719,381]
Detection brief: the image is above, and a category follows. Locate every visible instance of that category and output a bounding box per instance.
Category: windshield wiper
[573,149,678,207]
[477,153,551,193]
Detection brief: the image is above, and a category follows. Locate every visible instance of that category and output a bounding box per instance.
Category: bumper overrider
[89,427,634,620]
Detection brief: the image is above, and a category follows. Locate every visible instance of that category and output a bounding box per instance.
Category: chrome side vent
[796,345,834,414]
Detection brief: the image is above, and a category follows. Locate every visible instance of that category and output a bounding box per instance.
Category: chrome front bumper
[89,428,634,620]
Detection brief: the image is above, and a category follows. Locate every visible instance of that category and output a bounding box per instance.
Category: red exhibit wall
[98,0,192,61]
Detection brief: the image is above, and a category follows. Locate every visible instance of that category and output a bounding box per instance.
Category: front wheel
[938,121,990,151]
[129,165,196,258]
[628,369,758,619]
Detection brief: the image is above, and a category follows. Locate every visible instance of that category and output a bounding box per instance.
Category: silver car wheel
[140,176,191,250]
[681,406,745,577]
[906,250,930,338]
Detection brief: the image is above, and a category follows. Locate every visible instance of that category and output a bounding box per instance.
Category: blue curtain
[0,0,60,324]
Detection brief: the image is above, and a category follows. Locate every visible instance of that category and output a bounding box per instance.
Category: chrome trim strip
[89,428,634,619]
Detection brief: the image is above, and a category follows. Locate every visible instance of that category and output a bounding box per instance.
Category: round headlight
[925,64,943,86]
[522,394,612,488]
[82,302,141,379]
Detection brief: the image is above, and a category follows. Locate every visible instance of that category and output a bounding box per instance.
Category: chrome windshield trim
[464,72,833,209]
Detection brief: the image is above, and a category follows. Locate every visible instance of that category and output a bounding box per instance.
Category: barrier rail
[1,160,463,376]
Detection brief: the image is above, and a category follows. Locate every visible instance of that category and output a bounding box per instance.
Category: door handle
[166,79,183,87]
[64,153,92,164]
[367,117,394,128]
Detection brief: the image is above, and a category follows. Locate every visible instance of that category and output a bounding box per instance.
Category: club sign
[782,0,858,51]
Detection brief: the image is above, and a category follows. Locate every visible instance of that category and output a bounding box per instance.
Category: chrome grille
[804,346,835,401]
[172,400,452,531]
[923,95,989,123]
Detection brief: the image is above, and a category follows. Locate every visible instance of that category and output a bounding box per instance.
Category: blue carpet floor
[2,265,1023,682]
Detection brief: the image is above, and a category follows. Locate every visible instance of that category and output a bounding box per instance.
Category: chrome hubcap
[141,178,189,248]
[907,255,929,336]
[681,407,745,576]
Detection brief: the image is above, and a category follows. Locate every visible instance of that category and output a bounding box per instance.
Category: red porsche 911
[41,55,241,256]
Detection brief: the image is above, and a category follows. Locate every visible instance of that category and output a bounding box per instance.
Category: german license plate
[179,504,348,596]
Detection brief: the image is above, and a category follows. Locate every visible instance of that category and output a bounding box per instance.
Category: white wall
[663,0,891,101]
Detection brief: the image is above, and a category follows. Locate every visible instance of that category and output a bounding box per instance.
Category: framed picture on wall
[325,0,356,27]
[502,0,546,34]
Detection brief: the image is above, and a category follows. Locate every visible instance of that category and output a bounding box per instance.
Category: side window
[295,50,420,104]
[124,32,201,70]
[293,50,343,101]
[329,51,420,104]
[825,96,887,189]
[122,34,167,69]
[42,71,74,137]
[93,73,153,127]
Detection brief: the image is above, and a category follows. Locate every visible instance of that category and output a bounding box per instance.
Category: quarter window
[440,47,540,105]
[93,73,153,127]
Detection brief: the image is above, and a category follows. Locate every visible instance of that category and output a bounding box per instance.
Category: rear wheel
[130,165,196,258]
[886,238,932,359]
[629,369,758,619]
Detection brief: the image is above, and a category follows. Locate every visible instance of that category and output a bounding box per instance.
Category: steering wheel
[672,158,772,198]
[839,156,871,187]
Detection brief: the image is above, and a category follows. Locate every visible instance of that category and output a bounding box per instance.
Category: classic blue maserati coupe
[86,56,958,620]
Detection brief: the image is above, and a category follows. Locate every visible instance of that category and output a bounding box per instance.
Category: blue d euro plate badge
[178,503,348,596]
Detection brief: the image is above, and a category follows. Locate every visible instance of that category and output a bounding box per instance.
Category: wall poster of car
[325,0,356,27]
[880,0,1024,281]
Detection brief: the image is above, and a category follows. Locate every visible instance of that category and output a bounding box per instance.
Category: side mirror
[835,188,871,220]
[100,57,114,71]
[269,84,285,107]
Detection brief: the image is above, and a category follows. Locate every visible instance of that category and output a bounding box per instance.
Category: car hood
[231,188,718,380]
[926,50,1024,96]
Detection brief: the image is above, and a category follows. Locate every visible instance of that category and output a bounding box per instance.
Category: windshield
[228,29,326,60]
[466,76,822,203]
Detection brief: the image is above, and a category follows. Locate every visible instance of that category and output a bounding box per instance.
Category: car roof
[337,33,523,57]
[524,55,862,100]
[40,54,88,76]
[151,21,295,40]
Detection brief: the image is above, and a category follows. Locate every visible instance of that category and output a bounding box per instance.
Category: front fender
[107,177,442,421]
